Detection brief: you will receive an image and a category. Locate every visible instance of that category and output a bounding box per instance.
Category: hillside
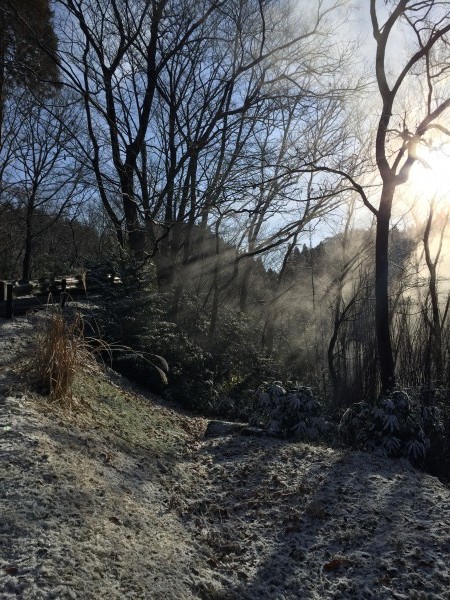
[1,313,450,599]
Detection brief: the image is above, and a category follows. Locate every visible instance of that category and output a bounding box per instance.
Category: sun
[406,144,450,201]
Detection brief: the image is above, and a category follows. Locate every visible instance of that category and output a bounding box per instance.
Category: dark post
[6,283,13,319]
[60,278,67,308]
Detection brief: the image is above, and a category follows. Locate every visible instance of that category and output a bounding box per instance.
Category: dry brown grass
[25,308,168,407]
[26,311,90,403]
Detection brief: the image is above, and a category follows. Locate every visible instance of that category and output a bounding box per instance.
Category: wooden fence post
[60,278,67,308]
[6,283,13,319]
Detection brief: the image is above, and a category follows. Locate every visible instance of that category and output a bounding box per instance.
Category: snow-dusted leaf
[340,408,353,424]
[405,439,426,460]
[292,421,306,436]
[382,413,399,432]
[305,397,319,412]
[372,407,385,420]
[286,393,302,410]
[267,419,281,433]
[257,391,270,406]
[383,398,395,412]
[153,365,168,385]
[382,436,401,455]
[310,417,326,432]
[269,383,286,397]
[392,390,410,410]
[421,405,440,422]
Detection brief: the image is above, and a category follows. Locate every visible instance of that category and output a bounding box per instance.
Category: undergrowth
[26,310,91,403]
[249,381,334,442]
[338,388,445,466]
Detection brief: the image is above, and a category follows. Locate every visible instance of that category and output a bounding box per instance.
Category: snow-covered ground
[1,314,450,599]
[179,432,450,599]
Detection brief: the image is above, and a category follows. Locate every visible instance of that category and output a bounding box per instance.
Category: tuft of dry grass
[25,308,169,408]
[26,311,90,404]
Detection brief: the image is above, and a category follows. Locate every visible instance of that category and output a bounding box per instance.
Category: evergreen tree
[0,0,59,138]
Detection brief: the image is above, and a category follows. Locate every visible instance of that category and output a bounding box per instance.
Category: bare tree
[53,0,351,273]
[6,93,88,279]
[368,0,450,392]
[422,201,450,384]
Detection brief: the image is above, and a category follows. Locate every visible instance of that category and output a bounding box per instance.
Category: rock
[240,426,281,438]
[204,420,246,438]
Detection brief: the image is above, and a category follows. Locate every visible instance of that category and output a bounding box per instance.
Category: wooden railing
[0,274,121,319]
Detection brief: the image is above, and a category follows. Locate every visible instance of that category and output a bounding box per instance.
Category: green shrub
[249,381,333,441]
[93,263,170,388]
[338,388,444,464]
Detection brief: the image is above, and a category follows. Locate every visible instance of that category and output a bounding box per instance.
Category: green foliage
[338,389,444,464]
[96,277,281,415]
[0,0,59,94]
[95,267,214,410]
[94,262,170,388]
[174,295,282,415]
[419,387,450,476]
[249,381,333,441]
[210,307,260,374]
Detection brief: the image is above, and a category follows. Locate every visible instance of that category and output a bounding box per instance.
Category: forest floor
[2,311,450,599]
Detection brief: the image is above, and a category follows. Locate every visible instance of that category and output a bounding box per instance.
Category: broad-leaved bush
[249,381,333,441]
[339,388,444,464]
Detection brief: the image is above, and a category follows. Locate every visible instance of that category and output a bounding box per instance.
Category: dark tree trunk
[423,207,445,384]
[22,234,32,281]
[328,304,343,405]
[208,259,220,347]
[375,183,396,393]
[0,42,4,147]
[239,258,252,313]
[120,166,146,264]
[154,99,177,291]
[261,312,275,355]
[21,198,34,280]
[169,150,199,321]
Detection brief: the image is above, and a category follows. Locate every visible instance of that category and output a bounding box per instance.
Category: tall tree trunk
[261,307,275,355]
[120,166,146,264]
[21,196,35,280]
[239,257,253,313]
[169,152,198,321]
[208,255,221,348]
[423,206,446,384]
[375,182,396,393]
[22,231,32,280]
[328,297,343,405]
[0,42,4,148]
[154,100,177,290]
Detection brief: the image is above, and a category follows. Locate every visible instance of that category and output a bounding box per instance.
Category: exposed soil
[1,312,450,599]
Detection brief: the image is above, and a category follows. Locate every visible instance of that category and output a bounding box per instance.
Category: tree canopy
[0,0,59,138]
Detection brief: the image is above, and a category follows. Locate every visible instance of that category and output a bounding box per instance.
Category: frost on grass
[179,434,450,600]
[1,314,450,599]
